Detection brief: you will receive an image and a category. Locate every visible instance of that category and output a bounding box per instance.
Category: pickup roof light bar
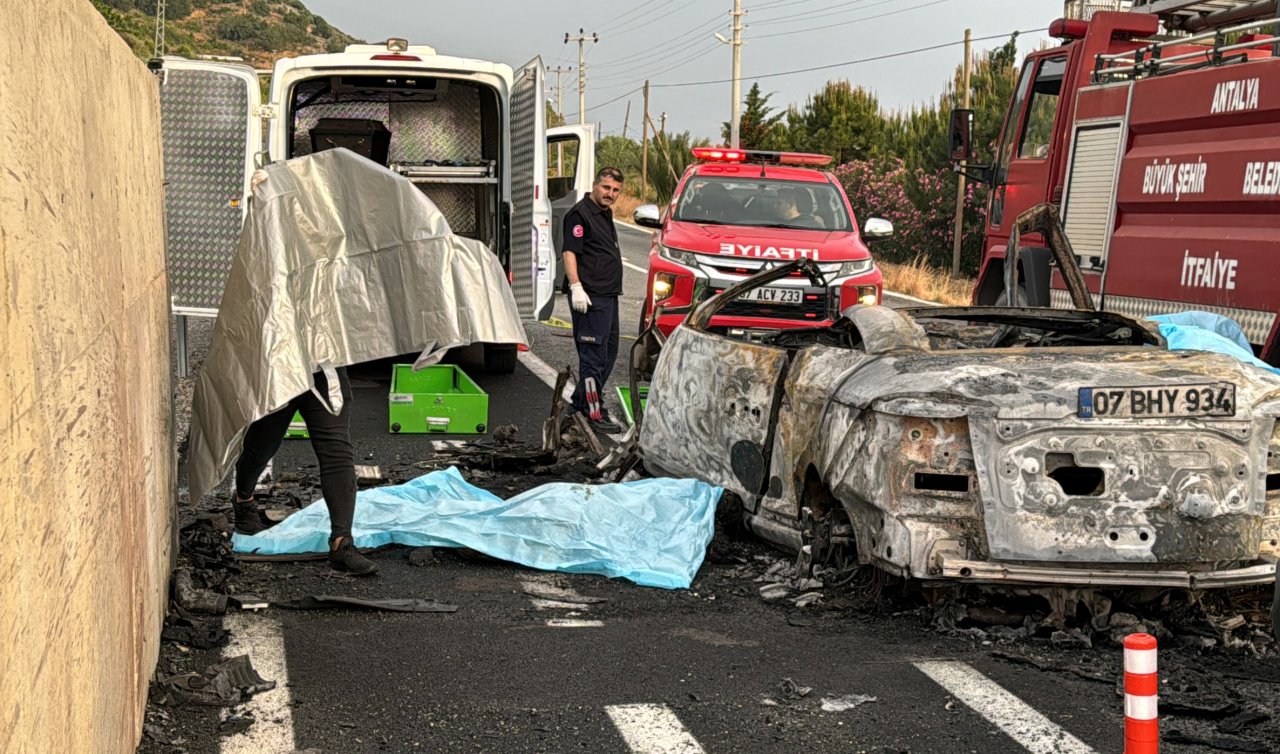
[691,147,833,166]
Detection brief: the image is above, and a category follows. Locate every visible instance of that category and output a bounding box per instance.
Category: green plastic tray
[284,411,308,439]
[615,385,649,427]
[389,364,489,434]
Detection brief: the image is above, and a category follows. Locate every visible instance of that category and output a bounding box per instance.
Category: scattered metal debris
[274,595,458,613]
[354,464,383,485]
[760,678,813,706]
[152,655,275,707]
[820,693,878,712]
[173,568,228,615]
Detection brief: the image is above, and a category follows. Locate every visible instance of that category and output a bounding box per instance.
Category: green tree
[546,102,565,129]
[720,82,785,149]
[783,81,886,163]
[648,131,710,203]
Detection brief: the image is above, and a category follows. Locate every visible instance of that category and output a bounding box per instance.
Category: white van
[155,39,596,373]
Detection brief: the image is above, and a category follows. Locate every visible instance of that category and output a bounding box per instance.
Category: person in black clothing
[231,367,378,576]
[561,166,626,433]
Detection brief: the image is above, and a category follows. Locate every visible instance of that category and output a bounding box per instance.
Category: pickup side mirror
[949,107,974,163]
[863,217,894,240]
[633,204,663,229]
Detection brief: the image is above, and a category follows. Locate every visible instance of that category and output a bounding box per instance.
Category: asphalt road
[140,222,1276,754]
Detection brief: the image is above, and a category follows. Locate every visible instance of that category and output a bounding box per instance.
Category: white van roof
[272,41,514,85]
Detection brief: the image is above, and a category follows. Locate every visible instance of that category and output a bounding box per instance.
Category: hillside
[93,0,360,69]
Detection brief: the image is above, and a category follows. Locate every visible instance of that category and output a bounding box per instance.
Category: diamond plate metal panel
[160,68,253,311]
[291,85,483,164]
[417,184,478,235]
[1050,288,1276,343]
[509,74,538,316]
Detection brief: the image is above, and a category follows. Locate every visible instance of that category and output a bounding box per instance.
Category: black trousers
[570,295,620,417]
[234,368,357,540]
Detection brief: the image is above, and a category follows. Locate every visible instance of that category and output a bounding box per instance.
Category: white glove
[249,168,269,192]
[570,282,591,314]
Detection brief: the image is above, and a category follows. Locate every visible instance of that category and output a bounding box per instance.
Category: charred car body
[637,206,1280,589]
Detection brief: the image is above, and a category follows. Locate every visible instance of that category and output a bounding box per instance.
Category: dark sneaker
[233,498,269,535]
[328,539,379,576]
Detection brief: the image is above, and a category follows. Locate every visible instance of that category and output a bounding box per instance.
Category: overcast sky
[303,0,1067,140]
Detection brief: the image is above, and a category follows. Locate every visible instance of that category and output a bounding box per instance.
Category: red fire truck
[950,1,1280,362]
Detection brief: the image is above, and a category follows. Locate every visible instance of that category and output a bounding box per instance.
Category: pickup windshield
[673,176,853,231]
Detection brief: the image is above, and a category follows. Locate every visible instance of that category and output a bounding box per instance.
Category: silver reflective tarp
[187,149,527,502]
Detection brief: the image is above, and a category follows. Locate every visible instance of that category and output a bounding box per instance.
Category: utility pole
[622,100,631,140]
[153,0,166,57]
[547,65,572,175]
[951,28,973,280]
[729,0,746,148]
[564,29,599,124]
[641,80,650,201]
[659,112,667,136]
[546,65,572,120]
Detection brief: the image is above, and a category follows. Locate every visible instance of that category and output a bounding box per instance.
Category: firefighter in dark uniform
[561,167,626,433]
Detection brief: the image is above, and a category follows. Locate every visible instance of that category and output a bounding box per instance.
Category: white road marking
[220,614,295,754]
[623,259,649,274]
[521,575,605,625]
[530,598,588,611]
[606,703,706,754]
[517,349,627,442]
[882,290,944,308]
[518,349,575,404]
[913,661,1096,754]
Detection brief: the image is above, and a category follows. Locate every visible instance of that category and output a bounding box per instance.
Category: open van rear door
[156,58,262,315]
[547,124,597,293]
[510,57,554,321]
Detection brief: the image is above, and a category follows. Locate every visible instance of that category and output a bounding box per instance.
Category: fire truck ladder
[1096,0,1280,81]
[1130,0,1279,31]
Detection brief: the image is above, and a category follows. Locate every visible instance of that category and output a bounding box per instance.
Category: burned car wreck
[637,206,1280,589]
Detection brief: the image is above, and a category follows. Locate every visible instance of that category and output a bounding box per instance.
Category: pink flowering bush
[834,158,988,275]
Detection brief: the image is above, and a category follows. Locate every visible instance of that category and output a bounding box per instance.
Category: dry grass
[610,191,647,224]
[879,257,974,306]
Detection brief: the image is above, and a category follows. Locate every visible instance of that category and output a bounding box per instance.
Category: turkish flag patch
[572,224,584,238]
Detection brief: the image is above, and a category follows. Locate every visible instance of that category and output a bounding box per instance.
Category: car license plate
[1077,384,1236,419]
[742,286,803,305]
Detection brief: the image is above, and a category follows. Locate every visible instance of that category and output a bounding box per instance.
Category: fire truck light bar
[691,148,833,166]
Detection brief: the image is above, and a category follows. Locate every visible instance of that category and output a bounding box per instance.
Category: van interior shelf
[391,160,496,183]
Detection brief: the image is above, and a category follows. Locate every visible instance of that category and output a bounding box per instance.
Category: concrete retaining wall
[0,1,175,751]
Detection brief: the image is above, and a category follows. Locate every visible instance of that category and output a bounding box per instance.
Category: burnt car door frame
[638,259,826,503]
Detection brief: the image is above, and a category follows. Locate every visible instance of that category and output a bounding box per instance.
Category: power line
[752,0,954,40]
[600,0,688,38]
[589,11,727,70]
[752,0,896,26]
[752,0,835,11]
[650,28,1042,88]
[593,2,656,34]
[597,42,723,90]
[583,85,645,116]
[593,36,723,84]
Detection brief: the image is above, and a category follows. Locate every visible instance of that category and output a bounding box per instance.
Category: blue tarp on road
[232,467,723,589]
[1149,312,1280,376]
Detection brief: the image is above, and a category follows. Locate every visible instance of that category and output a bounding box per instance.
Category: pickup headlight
[837,259,875,277]
[658,244,700,267]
